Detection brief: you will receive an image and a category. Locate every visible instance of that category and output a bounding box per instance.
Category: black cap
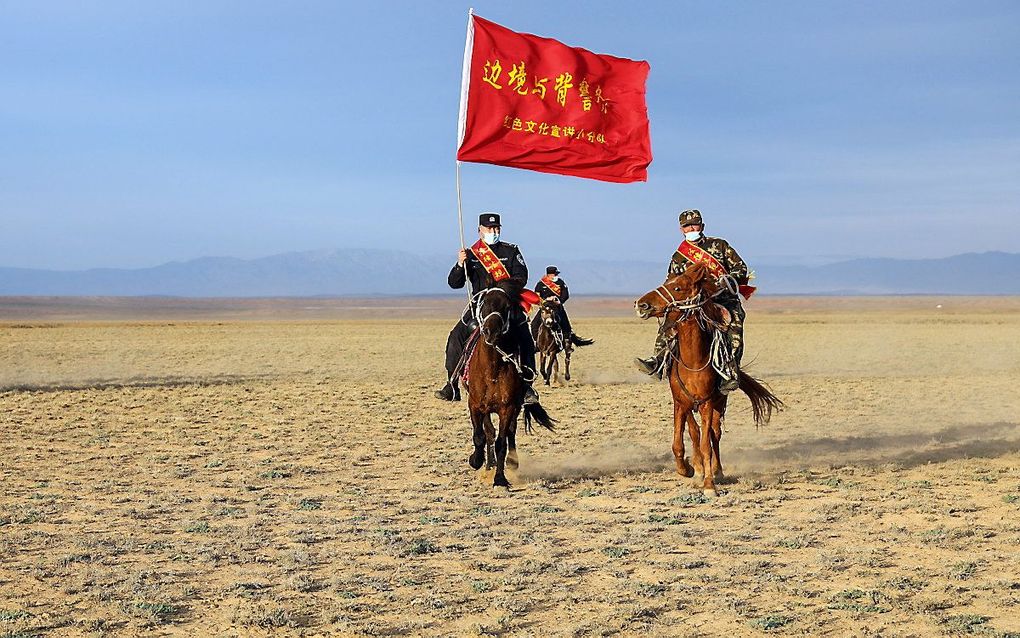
[546,265,560,275]
[479,212,501,227]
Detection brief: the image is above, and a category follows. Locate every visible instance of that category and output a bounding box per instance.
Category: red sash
[469,239,539,311]
[470,239,510,282]
[540,275,562,297]
[677,240,756,300]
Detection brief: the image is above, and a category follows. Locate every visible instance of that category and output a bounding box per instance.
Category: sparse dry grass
[1,297,1019,636]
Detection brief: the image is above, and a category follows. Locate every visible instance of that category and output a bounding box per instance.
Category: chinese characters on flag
[457,14,652,183]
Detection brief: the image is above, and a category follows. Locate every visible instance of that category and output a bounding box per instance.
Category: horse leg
[540,350,550,385]
[493,409,515,488]
[483,413,496,469]
[506,417,519,470]
[564,345,571,382]
[468,409,486,470]
[711,400,725,480]
[552,352,559,385]
[697,403,719,497]
[686,413,703,478]
[672,400,694,477]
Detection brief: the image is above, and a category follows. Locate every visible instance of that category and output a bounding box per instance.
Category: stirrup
[634,357,659,376]
[434,384,460,401]
[719,375,739,394]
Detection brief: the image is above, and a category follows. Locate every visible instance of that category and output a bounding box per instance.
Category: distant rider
[435,212,540,405]
[531,265,587,346]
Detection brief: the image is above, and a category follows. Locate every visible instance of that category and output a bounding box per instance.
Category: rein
[653,283,731,409]
[473,287,535,382]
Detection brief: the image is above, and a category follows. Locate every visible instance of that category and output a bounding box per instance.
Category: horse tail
[523,402,557,434]
[737,369,784,428]
[570,334,595,347]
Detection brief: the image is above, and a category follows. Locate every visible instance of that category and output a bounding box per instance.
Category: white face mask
[684,231,702,242]
[482,232,500,245]
[552,276,560,282]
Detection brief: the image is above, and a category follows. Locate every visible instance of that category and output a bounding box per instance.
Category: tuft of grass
[417,514,446,524]
[680,559,708,569]
[131,601,179,624]
[748,615,792,631]
[185,521,210,533]
[403,539,440,556]
[1003,494,1018,504]
[669,493,708,506]
[948,561,980,581]
[884,576,926,593]
[297,498,322,511]
[646,513,686,526]
[635,582,667,597]
[471,580,492,593]
[0,609,33,621]
[259,469,291,479]
[234,605,292,628]
[601,546,631,558]
[827,589,890,613]
[940,614,989,634]
[774,535,812,549]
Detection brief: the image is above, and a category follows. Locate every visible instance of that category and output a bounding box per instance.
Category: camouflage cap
[678,209,703,226]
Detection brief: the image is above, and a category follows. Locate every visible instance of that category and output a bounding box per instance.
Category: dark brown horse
[635,263,782,496]
[466,281,556,487]
[535,298,572,385]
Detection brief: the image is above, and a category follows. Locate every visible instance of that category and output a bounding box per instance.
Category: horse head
[540,298,561,329]
[475,280,520,345]
[635,263,712,319]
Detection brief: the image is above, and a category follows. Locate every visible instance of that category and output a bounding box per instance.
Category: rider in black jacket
[436,212,539,404]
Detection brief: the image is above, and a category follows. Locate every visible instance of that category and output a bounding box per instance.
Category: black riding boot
[436,314,472,401]
[635,327,669,378]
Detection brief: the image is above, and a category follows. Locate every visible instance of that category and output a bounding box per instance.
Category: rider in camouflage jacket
[635,209,750,393]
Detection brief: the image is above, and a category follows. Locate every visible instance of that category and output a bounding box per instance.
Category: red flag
[457,14,652,183]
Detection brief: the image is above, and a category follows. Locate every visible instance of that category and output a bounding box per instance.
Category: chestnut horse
[466,281,556,488]
[635,263,782,496]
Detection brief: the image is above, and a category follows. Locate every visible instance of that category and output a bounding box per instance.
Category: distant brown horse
[466,281,556,488]
[635,263,782,496]
[535,298,572,385]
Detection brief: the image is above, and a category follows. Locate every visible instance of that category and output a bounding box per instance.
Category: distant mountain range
[1,249,1017,296]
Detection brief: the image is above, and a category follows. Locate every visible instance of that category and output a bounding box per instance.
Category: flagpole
[456,8,475,302]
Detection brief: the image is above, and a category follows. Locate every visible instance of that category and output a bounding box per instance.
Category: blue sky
[2,1,1018,270]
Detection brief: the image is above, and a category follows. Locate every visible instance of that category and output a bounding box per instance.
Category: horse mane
[494,279,523,299]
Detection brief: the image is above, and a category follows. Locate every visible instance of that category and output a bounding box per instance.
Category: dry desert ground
[2,296,1019,637]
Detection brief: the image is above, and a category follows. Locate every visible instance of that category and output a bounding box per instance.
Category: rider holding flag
[635,209,755,393]
[436,212,540,405]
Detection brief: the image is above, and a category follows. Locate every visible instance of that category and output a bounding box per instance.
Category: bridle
[470,287,535,382]
[654,281,730,374]
[473,287,510,344]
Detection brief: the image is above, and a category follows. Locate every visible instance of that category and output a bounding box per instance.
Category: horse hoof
[703,488,719,499]
[676,464,695,478]
[564,374,571,381]
[493,476,512,489]
[468,452,484,470]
